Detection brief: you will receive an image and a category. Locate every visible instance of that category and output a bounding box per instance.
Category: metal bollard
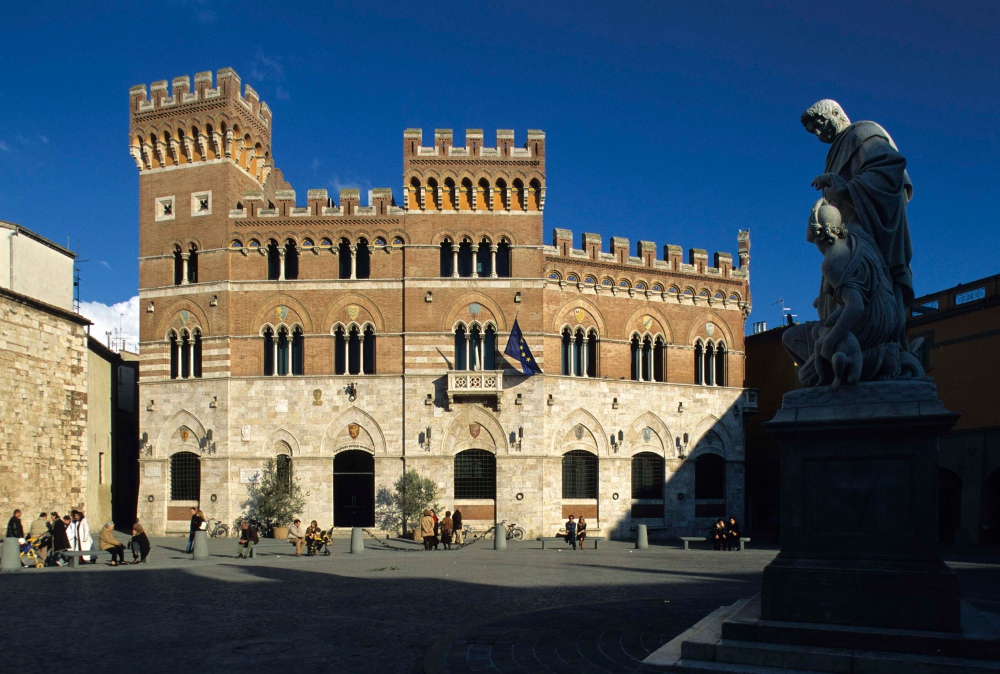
[350,527,364,554]
[635,524,648,550]
[494,526,507,550]
[1,537,21,572]
[192,529,209,560]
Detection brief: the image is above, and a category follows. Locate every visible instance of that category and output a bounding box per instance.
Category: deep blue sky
[1,1,997,335]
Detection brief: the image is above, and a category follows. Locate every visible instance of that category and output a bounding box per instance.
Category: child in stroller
[20,533,49,568]
[305,521,331,556]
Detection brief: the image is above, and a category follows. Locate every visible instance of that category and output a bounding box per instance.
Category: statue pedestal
[761,380,960,631]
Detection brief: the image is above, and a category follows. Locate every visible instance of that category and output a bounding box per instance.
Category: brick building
[130,69,753,538]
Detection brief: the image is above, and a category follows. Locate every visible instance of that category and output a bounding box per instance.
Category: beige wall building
[131,69,754,538]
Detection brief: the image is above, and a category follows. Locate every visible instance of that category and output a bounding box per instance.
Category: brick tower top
[127,68,273,186]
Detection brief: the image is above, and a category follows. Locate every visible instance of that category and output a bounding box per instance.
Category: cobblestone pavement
[0,536,996,674]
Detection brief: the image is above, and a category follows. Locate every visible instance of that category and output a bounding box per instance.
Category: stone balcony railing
[447,370,504,410]
[742,388,759,416]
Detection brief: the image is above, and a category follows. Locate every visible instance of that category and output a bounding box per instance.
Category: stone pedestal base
[761,380,961,632]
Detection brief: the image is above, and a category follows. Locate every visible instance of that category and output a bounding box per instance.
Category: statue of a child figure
[785,198,905,388]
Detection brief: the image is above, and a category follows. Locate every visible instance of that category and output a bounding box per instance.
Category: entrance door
[333,450,375,527]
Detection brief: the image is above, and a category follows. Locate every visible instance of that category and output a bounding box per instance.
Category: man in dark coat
[565,515,577,550]
[49,512,71,566]
[186,507,200,553]
[6,509,24,538]
[725,517,741,551]
[452,508,463,546]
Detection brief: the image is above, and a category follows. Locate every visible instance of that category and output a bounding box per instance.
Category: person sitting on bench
[129,523,151,563]
[287,519,306,557]
[576,517,588,550]
[564,515,578,550]
[725,517,740,551]
[236,521,258,559]
[99,522,126,566]
[711,518,727,551]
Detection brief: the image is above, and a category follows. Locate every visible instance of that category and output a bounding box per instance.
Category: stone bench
[59,549,113,567]
[245,541,293,558]
[679,536,750,551]
[536,536,606,550]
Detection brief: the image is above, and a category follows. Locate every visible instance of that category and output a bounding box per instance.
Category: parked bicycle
[479,521,525,541]
[205,519,229,538]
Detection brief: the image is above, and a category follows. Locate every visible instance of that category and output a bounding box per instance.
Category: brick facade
[131,69,752,538]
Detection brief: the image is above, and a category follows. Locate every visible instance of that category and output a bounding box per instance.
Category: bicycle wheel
[512,527,525,541]
[215,524,229,538]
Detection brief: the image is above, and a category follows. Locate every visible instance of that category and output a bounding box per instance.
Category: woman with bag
[441,511,454,551]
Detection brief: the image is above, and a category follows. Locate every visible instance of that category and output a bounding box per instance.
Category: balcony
[447,370,504,410]
[741,388,759,416]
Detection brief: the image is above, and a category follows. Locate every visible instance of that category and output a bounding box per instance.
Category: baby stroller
[307,529,332,556]
[20,535,47,568]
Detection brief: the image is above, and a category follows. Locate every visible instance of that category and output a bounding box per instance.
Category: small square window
[155,196,176,221]
[191,191,212,217]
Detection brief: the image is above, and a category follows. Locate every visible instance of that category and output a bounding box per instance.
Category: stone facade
[131,69,752,538]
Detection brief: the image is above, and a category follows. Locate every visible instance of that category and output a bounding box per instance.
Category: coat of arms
[469,303,481,318]
[706,322,715,337]
[180,429,189,442]
[469,422,481,439]
[573,308,585,324]
[179,310,190,326]
[347,305,360,321]
[642,427,653,443]
[348,423,360,440]
[277,305,289,322]
[642,315,653,331]
[574,424,585,440]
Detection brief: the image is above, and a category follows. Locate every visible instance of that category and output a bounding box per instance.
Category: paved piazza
[2,537,997,673]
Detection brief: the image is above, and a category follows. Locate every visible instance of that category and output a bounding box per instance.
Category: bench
[536,536,606,550]
[679,536,750,551]
[59,550,112,568]
[245,541,293,558]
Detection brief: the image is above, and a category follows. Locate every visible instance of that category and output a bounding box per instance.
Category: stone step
[714,639,850,673]
[643,598,752,667]
[672,659,824,674]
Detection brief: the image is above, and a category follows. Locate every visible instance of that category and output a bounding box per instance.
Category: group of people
[710,517,741,551]
[6,508,150,567]
[233,518,333,559]
[563,515,589,550]
[419,508,463,550]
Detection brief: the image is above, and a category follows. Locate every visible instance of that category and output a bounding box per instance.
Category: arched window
[408,177,421,210]
[173,246,183,286]
[630,335,641,381]
[187,244,199,283]
[458,239,474,277]
[632,452,665,499]
[356,238,371,279]
[168,330,179,379]
[276,326,290,376]
[586,329,598,377]
[284,239,298,280]
[512,178,526,210]
[291,326,304,376]
[695,453,725,500]
[440,239,455,277]
[476,238,492,277]
[562,450,598,499]
[192,328,203,378]
[426,178,440,210]
[362,325,376,374]
[454,324,468,371]
[564,328,597,377]
[262,326,275,376]
[180,329,191,379]
[334,325,347,375]
[444,177,457,210]
[477,178,491,210]
[454,449,496,499]
[170,451,200,501]
[338,239,352,279]
[460,178,473,210]
[276,453,292,494]
[495,178,509,210]
[715,343,726,386]
[654,336,666,382]
[704,343,716,386]
[694,341,704,385]
[484,325,496,369]
[561,328,572,376]
[347,325,361,375]
[267,240,281,281]
[496,239,512,278]
[528,178,542,210]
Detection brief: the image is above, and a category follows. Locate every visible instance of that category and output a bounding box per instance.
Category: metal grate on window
[454,449,496,499]
[694,453,725,500]
[170,451,201,501]
[562,450,598,499]
[631,452,665,499]
[276,454,292,494]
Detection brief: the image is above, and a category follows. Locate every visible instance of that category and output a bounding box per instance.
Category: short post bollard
[350,527,364,554]
[192,529,209,560]
[494,526,507,550]
[1,537,21,572]
[635,524,648,550]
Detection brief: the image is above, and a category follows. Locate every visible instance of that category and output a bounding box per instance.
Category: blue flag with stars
[505,318,543,375]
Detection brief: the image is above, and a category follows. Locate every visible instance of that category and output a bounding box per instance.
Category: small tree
[374,469,439,535]
[242,458,306,531]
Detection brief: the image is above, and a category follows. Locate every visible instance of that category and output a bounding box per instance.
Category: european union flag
[505,318,543,375]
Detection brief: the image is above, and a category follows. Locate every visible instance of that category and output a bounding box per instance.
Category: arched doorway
[333,450,375,527]
[938,468,962,547]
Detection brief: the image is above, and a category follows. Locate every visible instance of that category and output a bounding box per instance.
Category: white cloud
[0,140,8,152]
[38,135,49,144]
[79,295,141,354]
[250,49,285,82]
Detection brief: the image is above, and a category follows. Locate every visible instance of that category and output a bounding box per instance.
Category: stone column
[646,343,654,382]
[272,338,278,377]
[341,332,349,375]
[181,253,190,285]
[464,333,471,371]
[187,337,195,379]
[451,247,459,278]
[359,333,365,375]
[490,245,498,278]
[349,245,357,280]
[278,248,286,281]
[285,334,292,375]
[581,338,589,378]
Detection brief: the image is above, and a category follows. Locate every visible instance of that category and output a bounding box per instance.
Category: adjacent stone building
[130,69,754,538]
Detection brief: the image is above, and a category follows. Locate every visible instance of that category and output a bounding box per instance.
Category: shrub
[241,458,306,531]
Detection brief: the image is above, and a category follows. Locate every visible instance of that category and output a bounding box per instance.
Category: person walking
[72,510,94,564]
[565,515,578,550]
[576,517,588,550]
[6,509,24,539]
[129,523,151,563]
[441,511,454,551]
[99,522,126,566]
[420,509,435,551]
[430,510,441,550]
[49,512,70,566]
[452,508,463,546]
[28,512,50,564]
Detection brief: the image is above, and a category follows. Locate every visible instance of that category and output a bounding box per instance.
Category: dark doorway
[938,467,962,547]
[333,450,375,527]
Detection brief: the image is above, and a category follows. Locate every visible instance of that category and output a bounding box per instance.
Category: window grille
[170,452,201,501]
[276,454,292,494]
[454,449,496,499]
[694,453,725,499]
[631,452,665,499]
[562,450,598,499]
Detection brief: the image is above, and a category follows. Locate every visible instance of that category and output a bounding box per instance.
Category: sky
[1,1,997,347]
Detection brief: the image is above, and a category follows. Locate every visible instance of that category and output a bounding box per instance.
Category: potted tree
[242,458,305,539]
[375,469,438,539]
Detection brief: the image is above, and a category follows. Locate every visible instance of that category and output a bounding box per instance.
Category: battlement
[547,228,750,281]
[404,128,545,161]
[129,68,272,130]
[230,187,404,219]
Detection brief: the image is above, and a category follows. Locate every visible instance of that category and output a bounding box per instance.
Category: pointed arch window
[187,244,199,283]
[496,239,512,278]
[454,449,496,500]
[704,343,716,386]
[454,324,468,371]
[263,326,275,376]
[173,246,183,286]
[362,325,376,374]
[169,330,179,379]
[356,238,371,279]
[453,323,495,371]
[338,239,352,279]
[715,343,726,387]
[170,451,200,501]
[562,327,598,377]
[440,239,455,277]
[275,453,292,494]
[632,333,666,382]
[694,341,704,385]
[476,238,492,277]
[283,239,299,280]
[266,240,281,280]
[276,326,291,376]
[457,239,474,277]
[335,324,375,375]
[477,178,491,210]
[562,450,598,499]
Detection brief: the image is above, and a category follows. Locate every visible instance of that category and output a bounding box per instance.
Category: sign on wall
[240,469,261,484]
